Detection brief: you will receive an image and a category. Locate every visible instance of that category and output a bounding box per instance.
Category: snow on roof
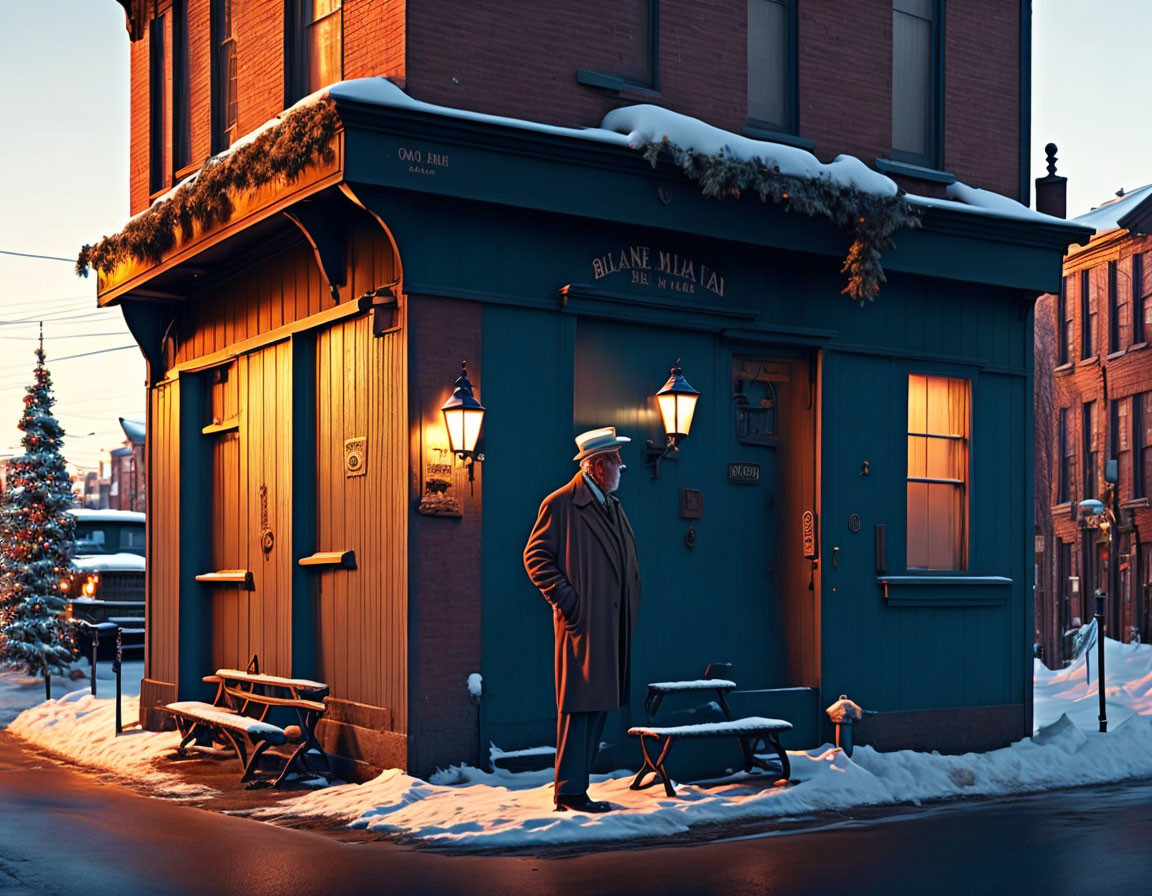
[68,508,146,523]
[904,181,1078,227]
[72,552,146,572]
[1072,183,1152,234]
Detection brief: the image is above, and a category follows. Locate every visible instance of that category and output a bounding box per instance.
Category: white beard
[602,466,621,493]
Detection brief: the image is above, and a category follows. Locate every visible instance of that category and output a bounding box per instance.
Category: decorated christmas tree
[0,332,76,688]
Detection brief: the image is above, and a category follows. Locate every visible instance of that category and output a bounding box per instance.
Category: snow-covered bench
[628,716,793,798]
[629,675,792,797]
[166,660,330,786]
[167,700,290,784]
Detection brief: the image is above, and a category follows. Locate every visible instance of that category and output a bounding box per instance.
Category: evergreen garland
[77,97,341,277]
[641,138,921,303]
[0,339,76,678]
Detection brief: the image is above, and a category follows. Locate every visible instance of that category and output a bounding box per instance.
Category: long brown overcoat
[523,472,641,713]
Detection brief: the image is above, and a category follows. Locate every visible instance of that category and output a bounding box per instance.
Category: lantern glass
[654,364,700,440]
[443,406,485,456]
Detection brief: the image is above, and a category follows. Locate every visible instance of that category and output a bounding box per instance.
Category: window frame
[1081,268,1096,360]
[905,371,970,572]
[1057,275,1071,366]
[1058,407,1071,504]
[576,1,660,94]
[285,0,345,105]
[210,0,239,154]
[1082,400,1098,500]
[172,0,191,174]
[148,8,171,195]
[890,0,944,170]
[745,0,799,137]
[1136,392,1150,500]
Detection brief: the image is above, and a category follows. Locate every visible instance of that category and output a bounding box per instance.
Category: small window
[148,10,172,194]
[1108,260,1128,354]
[1136,393,1152,499]
[907,374,969,570]
[747,0,797,134]
[286,1,343,103]
[1081,268,1097,359]
[173,0,191,172]
[1057,276,1071,366]
[1135,253,1152,344]
[211,0,239,153]
[1058,407,1071,504]
[892,0,940,166]
[1083,400,1098,500]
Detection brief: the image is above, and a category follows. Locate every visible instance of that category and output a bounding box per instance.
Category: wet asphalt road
[2,730,1152,895]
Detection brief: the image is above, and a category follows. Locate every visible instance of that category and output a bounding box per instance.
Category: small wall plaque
[727,462,760,485]
[680,489,704,520]
[345,437,367,477]
[802,511,818,560]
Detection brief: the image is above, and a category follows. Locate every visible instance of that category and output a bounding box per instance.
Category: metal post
[91,630,98,697]
[43,661,50,701]
[1095,591,1107,733]
[114,625,123,735]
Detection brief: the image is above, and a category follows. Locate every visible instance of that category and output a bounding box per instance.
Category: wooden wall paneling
[148,380,182,685]
[275,339,294,673]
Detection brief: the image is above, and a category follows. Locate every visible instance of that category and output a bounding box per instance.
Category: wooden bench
[166,665,330,787]
[628,677,792,797]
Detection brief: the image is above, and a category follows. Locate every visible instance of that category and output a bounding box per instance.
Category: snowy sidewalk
[6,629,1152,851]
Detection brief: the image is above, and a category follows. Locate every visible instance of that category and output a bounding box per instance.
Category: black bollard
[1096,592,1107,733]
[114,625,123,735]
[90,629,98,697]
[43,661,50,701]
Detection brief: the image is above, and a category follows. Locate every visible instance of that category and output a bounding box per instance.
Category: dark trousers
[554,710,607,799]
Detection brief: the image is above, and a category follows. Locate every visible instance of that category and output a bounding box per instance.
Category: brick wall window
[1058,407,1071,504]
[1136,253,1152,344]
[1109,260,1128,354]
[747,0,797,134]
[211,0,238,154]
[1115,397,1131,501]
[1057,275,1071,366]
[1136,392,1152,499]
[892,0,941,167]
[577,2,659,92]
[1081,268,1097,359]
[286,1,343,104]
[907,374,968,570]
[173,0,190,172]
[149,8,172,194]
[1082,400,1098,500]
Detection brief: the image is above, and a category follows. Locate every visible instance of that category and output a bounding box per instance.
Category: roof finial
[1045,143,1058,178]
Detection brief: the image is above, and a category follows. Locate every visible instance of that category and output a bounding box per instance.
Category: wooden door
[206,342,294,673]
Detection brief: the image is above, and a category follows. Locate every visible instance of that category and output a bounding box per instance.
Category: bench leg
[630,735,677,798]
[745,734,791,782]
[240,739,277,785]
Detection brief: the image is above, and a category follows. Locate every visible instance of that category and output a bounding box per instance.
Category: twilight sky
[0,0,1145,476]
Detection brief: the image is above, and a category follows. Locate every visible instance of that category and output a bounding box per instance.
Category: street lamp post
[1078,497,1109,733]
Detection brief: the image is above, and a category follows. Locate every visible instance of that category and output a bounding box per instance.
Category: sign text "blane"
[591,246,725,298]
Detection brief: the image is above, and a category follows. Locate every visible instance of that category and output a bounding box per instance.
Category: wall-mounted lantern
[441,361,485,481]
[645,361,699,479]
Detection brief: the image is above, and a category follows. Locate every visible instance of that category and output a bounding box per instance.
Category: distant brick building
[1035,185,1152,663]
[99,0,1084,776]
[107,417,146,513]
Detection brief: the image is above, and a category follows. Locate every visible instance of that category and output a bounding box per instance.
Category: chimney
[1035,143,1067,219]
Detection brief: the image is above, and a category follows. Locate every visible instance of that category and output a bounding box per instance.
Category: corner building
[103,0,1085,777]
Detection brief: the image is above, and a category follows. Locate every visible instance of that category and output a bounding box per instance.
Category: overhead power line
[0,249,77,263]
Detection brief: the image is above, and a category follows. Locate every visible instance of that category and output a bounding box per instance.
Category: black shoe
[554,793,613,813]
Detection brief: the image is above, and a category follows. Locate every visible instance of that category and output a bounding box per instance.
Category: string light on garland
[638,138,921,304]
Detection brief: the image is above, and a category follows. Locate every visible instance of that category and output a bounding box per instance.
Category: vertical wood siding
[207,343,295,673]
[147,379,182,685]
[314,314,408,726]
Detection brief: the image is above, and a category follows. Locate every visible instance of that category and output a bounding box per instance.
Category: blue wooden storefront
[339,94,1089,760]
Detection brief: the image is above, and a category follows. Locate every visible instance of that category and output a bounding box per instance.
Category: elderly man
[523,426,642,813]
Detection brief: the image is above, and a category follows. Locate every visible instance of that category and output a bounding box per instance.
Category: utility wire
[0,249,76,263]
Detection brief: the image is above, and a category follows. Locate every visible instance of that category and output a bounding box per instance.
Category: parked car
[63,509,146,659]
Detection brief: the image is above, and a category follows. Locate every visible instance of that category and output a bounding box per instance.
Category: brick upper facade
[125,0,1024,215]
[1035,211,1152,662]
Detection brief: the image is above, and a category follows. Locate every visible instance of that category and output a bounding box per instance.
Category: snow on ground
[6,629,1152,849]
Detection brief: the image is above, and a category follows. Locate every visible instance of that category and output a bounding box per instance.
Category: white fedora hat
[573,426,631,462]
